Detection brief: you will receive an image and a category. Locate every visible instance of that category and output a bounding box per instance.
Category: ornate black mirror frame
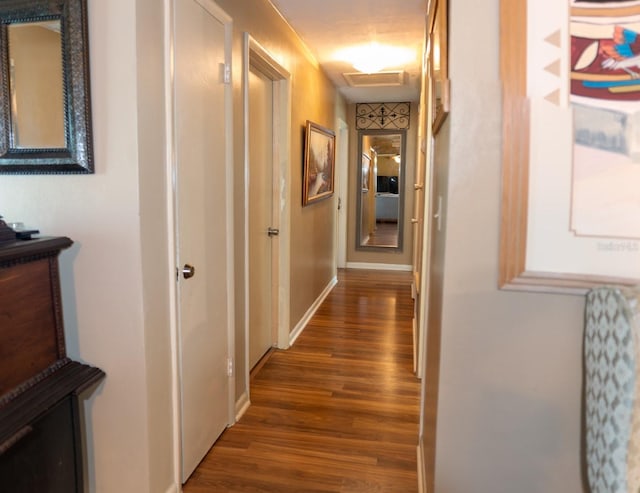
[0,0,93,174]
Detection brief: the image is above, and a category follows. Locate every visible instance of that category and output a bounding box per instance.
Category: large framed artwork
[302,120,335,206]
[500,0,640,293]
[428,0,450,134]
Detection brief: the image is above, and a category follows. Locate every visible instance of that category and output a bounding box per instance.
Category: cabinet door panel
[0,396,79,492]
[0,259,60,395]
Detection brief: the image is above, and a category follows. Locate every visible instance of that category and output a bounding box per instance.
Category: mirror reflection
[356,130,405,250]
[8,20,65,149]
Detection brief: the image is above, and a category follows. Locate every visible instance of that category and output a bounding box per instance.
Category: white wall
[426,0,587,491]
[0,0,173,491]
[135,0,175,490]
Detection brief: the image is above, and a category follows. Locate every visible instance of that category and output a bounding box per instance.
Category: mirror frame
[0,0,93,174]
[355,129,406,252]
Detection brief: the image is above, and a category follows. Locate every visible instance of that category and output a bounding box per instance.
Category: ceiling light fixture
[335,42,415,74]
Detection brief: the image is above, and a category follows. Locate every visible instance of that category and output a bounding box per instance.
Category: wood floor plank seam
[184,269,420,492]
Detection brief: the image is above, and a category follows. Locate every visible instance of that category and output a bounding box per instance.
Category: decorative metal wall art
[356,103,410,130]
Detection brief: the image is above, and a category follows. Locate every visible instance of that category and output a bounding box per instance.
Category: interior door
[248,64,275,369]
[174,0,231,482]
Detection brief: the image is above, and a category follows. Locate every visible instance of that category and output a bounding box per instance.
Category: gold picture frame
[302,120,336,206]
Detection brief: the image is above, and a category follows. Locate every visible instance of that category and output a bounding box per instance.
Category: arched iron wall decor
[356,102,410,130]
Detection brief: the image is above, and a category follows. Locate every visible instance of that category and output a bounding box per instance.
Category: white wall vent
[343,71,406,87]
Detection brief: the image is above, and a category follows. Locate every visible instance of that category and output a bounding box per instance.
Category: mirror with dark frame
[0,0,93,174]
[356,129,405,251]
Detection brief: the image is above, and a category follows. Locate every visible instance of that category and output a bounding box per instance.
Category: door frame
[335,118,349,270]
[165,0,235,485]
[242,34,291,400]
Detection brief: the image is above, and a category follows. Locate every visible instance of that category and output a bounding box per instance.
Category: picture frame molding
[429,0,450,134]
[302,120,336,206]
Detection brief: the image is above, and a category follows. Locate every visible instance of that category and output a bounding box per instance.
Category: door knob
[267,227,279,237]
[182,264,195,279]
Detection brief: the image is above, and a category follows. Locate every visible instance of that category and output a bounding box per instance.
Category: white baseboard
[346,262,412,271]
[234,391,250,422]
[165,483,180,493]
[289,276,338,346]
[417,440,427,493]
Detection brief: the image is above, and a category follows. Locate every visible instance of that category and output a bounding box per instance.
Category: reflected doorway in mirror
[8,20,65,149]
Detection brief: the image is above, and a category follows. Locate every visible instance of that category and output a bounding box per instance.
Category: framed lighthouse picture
[302,121,335,206]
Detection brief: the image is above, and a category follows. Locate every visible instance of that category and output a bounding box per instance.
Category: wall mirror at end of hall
[0,0,93,174]
[356,129,406,251]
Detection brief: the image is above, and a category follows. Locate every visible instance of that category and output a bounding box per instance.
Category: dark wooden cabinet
[0,234,105,492]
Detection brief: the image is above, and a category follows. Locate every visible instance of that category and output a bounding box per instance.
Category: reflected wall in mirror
[0,0,94,173]
[9,20,64,149]
[356,129,406,251]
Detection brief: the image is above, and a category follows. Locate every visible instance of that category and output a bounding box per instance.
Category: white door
[248,64,275,369]
[174,0,231,482]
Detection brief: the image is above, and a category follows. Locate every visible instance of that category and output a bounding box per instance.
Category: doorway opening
[335,119,349,269]
[242,34,292,409]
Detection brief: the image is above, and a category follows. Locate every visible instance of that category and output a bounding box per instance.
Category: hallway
[183,269,420,492]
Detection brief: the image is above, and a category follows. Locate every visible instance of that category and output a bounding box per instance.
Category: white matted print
[522,0,640,282]
[570,4,640,239]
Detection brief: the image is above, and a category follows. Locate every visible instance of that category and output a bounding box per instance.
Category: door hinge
[227,357,234,377]
[223,63,231,84]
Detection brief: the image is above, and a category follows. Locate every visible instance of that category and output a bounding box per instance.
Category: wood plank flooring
[362,222,399,248]
[183,269,420,492]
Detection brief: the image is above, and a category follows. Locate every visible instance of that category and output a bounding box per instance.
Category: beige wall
[377,156,399,177]
[287,54,345,330]
[346,103,417,266]
[420,0,587,491]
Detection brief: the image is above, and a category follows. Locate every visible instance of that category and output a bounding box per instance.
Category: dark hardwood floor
[183,268,420,493]
[362,222,399,248]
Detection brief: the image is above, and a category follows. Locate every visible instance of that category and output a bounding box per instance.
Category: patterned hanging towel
[585,287,640,493]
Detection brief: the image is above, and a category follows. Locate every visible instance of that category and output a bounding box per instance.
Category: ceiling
[269,0,427,103]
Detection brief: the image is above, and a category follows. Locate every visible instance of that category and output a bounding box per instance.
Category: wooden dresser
[0,226,105,492]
